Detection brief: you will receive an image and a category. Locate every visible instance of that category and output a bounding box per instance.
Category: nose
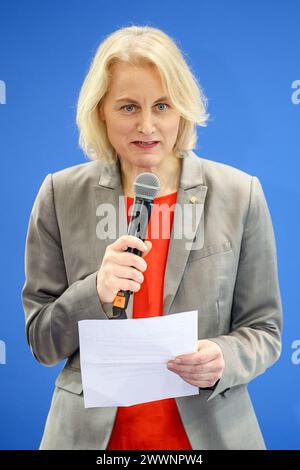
[137,109,156,136]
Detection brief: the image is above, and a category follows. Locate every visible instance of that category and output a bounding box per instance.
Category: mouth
[132,141,160,150]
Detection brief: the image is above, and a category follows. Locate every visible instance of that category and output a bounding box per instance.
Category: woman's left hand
[167,339,225,388]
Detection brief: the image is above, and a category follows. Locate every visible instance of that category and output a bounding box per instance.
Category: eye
[120,103,170,113]
[156,103,169,111]
[121,104,136,113]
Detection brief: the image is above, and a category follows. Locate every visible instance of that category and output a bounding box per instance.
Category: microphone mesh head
[133,172,160,200]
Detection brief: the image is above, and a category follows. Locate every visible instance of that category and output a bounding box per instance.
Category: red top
[106,191,192,450]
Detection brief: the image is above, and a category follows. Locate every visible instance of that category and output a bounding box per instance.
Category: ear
[98,103,105,121]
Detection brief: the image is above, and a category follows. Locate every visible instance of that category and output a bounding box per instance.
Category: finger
[167,365,218,387]
[179,371,216,381]
[167,362,219,375]
[111,251,148,273]
[180,376,216,388]
[197,340,223,364]
[113,235,147,253]
[174,349,219,366]
[167,361,202,374]
[169,353,203,366]
[169,352,198,365]
[112,275,142,293]
[141,240,152,258]
[112,265,144,284]
[183,379,201,387]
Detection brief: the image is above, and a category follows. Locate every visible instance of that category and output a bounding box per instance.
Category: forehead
[108,62,167,97]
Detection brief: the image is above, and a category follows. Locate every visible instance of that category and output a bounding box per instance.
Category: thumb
[142,240,152,258]
[197,339,210,351]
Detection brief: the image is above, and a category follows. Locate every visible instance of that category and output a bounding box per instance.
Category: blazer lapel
[93,157,133,317]
[163,152,207,315]
[94,156,126,252]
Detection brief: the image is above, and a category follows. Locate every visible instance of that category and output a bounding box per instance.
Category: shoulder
[51,159,103,188]
[196,153,253,188]
[33,159,106,213]
[189,151,256,205]
[188,152,268,225]
[46,159,109,206]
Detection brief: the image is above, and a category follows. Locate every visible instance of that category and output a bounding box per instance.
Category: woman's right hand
[96,235,152,304]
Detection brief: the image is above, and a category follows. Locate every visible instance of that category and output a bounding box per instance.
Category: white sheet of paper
[78,310,199,408]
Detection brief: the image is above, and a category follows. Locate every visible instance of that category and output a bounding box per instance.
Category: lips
[133,141,159,144]
[132,141,160,149]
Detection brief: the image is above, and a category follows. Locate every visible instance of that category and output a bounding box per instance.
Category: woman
[21,25,282,450]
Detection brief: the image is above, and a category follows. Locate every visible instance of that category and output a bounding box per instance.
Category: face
[99,62,181,172]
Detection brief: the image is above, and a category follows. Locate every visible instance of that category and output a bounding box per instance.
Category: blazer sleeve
[207,175,283,401]
[21,174,109,366]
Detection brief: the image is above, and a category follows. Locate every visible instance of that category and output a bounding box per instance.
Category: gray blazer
[21,150,282,450]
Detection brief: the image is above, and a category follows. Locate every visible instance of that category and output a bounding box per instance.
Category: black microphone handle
[111,197,153,318]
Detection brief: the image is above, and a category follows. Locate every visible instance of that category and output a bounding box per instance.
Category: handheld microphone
[111,172,160,319]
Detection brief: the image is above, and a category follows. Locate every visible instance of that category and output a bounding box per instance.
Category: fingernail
[175,358,181,364]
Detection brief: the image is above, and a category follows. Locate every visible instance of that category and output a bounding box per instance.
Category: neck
[119,154,182,198]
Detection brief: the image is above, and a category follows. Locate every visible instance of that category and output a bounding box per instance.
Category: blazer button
[190,196,197,204]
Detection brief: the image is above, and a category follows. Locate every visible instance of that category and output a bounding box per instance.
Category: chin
[137,156,162,168]
[129,153,162,167]
[118,148,165,169]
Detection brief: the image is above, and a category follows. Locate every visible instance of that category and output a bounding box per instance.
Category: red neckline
[126,191,177,202]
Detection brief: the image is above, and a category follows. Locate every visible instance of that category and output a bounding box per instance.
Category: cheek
[165,117,180,140]
[106,118,130,140]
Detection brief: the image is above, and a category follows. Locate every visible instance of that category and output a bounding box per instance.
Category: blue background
[0,0,299,450]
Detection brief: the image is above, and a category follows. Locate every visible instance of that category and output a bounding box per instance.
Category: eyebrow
[115,96,169,104]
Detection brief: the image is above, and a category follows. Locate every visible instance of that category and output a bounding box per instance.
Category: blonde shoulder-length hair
[76,25,209,162]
